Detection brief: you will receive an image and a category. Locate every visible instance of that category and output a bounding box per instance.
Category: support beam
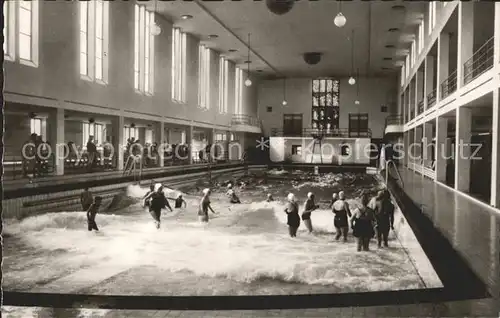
[454,107,472,192]
[490,88,500,207]
[424,56,435,110]
[414,73,420,116]
[457,1,474,89]
[157,122,164,167]
[49,108,65,176]
[186,125,193,164]
[113,115,124,171]
[422,122,433,168]
[435,117,448,182]
[415,126,423,164]
[436,33,450,102]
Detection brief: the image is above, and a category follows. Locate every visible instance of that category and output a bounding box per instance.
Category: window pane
[80,52,88,75]
[80,31,87,53]
[134,71,139,88]
[332,94,339,106]
[326,80,333,92]
[333,80,339,92]
[80,1,88,30]
[19,8,32,35]
[326,93,333,106]
[20,1,31,10]
[319,95,326,107]
[320,80,326,93]
[4,1,8,54]
[96,57,103,80]
[312,80,320,92]
[313,96,319,106]
[95,1,103,38]
[19,33,32,60]
[96,38,102,59]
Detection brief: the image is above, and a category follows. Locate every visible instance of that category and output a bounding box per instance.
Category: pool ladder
[385,160,404,189]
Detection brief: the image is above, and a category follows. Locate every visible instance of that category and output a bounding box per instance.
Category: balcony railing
[463,36,494,85]
[440,70,457,100]
[271,128,372,138]
[417,100,424,114]
[231,114,261,127]
[427,89,436,108]
[385,115,403,127]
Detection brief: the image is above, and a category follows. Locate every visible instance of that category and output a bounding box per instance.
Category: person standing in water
[142,184,155,209]
[199,188,217,222]
[80,187,94,211]
[284,193,300,237]
[175,193,187,209]
[144,185,171,229]
[328,193,338,209]
[373,190,395,248]
[332,191,352,241]
[87,196,102,232]
[302,192,319,233]
[226,184,241,204]
[351,192,376,251]
[266,193,274,202]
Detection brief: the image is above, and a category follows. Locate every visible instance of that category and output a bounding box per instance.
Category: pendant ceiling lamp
[354,68,360,104]
[348,29,356,85]
[334,1,347,28]
[245,33,252,87]
[282,78,287,106]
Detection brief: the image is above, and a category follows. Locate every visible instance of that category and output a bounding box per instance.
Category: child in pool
[87,196,102,232]
[226,184,241,204]
[175,193,187,208]
[266,193,274,202]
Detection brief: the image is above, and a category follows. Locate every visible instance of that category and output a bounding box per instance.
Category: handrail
[440,69,457,99]
[385,160,404,189]
[231,114,261,127]
[271,128,372,138]
[463,36,494,85]
[427,88,437,108]
[385,115,403,126]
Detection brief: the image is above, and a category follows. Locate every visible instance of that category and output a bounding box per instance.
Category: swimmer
[80,187,94,211]
[174,193,187,209]
[328,192,338,209]
[145,184,171,229]
[226,186,241,204]
[302,192,319,233]
[87,196,102,232]
[266,193,274,202]
[142,184,155,208]
[332,191,352,242]
[198,188,217,222]
[284,193,300,237]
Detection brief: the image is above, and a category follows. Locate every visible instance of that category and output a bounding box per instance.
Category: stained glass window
[311,78,340,131]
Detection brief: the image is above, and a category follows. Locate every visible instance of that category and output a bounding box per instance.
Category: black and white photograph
[1,0,500,317]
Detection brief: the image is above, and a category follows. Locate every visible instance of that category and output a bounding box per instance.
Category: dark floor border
[385,174,490,300]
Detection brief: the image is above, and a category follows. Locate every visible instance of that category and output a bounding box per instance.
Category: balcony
[271,128,372,138]
[384,115,404,135]
[427,89,437,109]
[231,114,262,134]
[440,70,457,100]
[417,100,424,115]
[463,36,494,85]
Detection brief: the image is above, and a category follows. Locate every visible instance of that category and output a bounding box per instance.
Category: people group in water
[82,178,395,252]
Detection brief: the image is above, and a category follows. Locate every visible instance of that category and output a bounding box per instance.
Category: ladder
[123,155,143,182]
[310,133,324,164]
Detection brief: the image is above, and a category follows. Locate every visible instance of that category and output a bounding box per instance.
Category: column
[436,33,450,102]
[49,108,65,176]
[403,132,409,167]
[495,3,500,67]
[225,131,232,161]
[167,128,172,144]
[457,1,474,89]
[415,126,423,165]
[455,107,472,192]
[424,56,435,110]
[113,115,124,171]
[186,125,193,164]
[156,121,164,167]
[417,69,425,113]
[414,73,419,116]
[490,88,500,206]
[397,78,402,117]
[423,122,433,168]
[435,117,448,182]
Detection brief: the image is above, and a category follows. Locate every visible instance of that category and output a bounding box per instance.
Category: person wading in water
[302,192,319,233]
[332,191,352,242]
[199,188,217,222]
[284,193,300,237]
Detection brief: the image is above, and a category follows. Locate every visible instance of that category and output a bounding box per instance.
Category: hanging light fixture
[334,1,347,28]
[348,29,356,85]
[282,77,287,106]
[151,0,161,36]
[244,33,252,87]
[354,68,360,104]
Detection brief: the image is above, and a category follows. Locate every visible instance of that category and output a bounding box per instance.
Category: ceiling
[148,0,427,79]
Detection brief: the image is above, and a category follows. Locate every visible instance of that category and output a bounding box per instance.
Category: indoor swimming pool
[2,170,442,296]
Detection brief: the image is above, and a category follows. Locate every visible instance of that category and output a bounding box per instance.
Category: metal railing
[440,70,457,100]
[427,89,436,109]
[271,128,372,138]
[463,36,494,85]
[385,115,403,127]
[385,160,404,189]
[231,114,261,127]
[417,100,424,115]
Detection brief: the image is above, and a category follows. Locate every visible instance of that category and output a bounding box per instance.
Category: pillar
[457,1,474,89]
[157,121,164,167]
[423,122,433,168]
[49,108,65,176]
[415,126,423,164]
[397,77,402,117]
[424,56,435,110]
[186,125,193,164]
[113,115,124,171]
[437,33,450,102]
[167,128,172,144]
[435,117,448,182]
[403,132,409,167]
[417,69,425,113]
[414,73,420,116]
[494,3,500,67]
[455,107,472,192]
[226,131,232,161]
[490,88,500,206]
